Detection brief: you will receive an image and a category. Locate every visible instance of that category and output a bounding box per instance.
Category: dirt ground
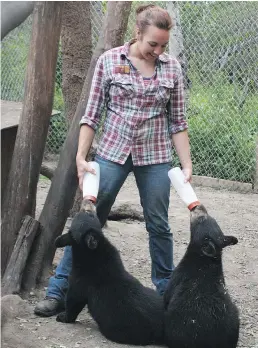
[2,174,258,348]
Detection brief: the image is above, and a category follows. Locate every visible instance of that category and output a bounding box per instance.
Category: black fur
[164,204,239,348]
[55,211,164,345]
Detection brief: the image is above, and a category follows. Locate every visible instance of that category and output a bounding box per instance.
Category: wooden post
[61,1,92,217]
[2,216,40,296]
[167,2,190,99]
[1,2,63,275]
[22,1,132,290]
[168,2,185,59]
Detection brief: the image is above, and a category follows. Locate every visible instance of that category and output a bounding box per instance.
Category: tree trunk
[1,1,63,275]
[168,2,185,58]
[2,216,40,296]
[61,1,92,217]
[61,1,92,124]
[22,1,132,290]
[1,1,34,40]
[167,2,190,89]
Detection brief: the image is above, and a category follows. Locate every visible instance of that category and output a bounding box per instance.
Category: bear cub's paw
[56,311,73,323]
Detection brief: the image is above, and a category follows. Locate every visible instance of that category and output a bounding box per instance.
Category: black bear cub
[164,204,239,348]
[55,200,164,346]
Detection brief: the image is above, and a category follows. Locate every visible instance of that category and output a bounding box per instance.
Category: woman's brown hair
[136,4,173,33]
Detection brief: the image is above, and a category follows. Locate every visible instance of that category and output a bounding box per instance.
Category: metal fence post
[254,136,258,193]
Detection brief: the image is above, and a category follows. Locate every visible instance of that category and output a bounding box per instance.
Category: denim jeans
[47,154,174,300]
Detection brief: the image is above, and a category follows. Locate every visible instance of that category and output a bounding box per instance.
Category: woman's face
[137,25,170,61]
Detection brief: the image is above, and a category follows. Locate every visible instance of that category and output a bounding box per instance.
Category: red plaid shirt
[80,41,188,166]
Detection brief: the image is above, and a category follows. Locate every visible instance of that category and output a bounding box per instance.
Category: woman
[35,4,192,317]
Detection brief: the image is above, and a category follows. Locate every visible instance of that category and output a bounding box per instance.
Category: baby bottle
[168,167,200,210]
[82,161,100,204]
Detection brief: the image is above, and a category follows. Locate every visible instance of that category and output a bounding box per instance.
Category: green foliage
[102,1,107,13]
[45,112,68,154]
[170,1,258,183]
[39,175,50,181]
[1,16,64,104]
[186,74,258,183]
[55,43,63,90]
[53,86,64,111]
[1,18,31,101]
[180,2,258,88]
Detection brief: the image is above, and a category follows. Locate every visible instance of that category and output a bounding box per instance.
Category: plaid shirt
[80,41,188,166]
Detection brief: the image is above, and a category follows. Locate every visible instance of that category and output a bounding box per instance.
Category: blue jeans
[47,154,174,300]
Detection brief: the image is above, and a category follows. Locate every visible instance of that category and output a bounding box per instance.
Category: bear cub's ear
[201,240,217,258]
[222,235,238,248]
[55,232,73,248]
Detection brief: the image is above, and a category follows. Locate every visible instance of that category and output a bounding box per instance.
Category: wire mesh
[1,1,258,187]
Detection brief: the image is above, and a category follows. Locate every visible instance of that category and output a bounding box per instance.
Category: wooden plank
[1,99,60,130]
[2,216,40,295]
[192,175,253,193]
[0,100,22,130]
[1,2,63,274]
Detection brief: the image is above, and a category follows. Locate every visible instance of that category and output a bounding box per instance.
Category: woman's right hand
[76,157,96,190]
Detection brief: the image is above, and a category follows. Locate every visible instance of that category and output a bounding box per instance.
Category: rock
[1,294,31,328]
[108,201,144,222]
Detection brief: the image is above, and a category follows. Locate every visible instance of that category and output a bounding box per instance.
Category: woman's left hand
[182,166,192,183]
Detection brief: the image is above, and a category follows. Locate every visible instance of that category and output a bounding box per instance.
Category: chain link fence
[1,2,258,188]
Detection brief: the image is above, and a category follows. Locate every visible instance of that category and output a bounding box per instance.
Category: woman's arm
[168,60,192,181]
[76,53,109,190]
[76,124,96,189]
[172,130,192,182]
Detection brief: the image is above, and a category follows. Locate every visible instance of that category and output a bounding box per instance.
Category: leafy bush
[185,73,258,183]
[1,18,31,101]
[45,112,68,154]
[53,86,64,111]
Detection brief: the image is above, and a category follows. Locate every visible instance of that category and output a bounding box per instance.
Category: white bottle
[82,161,100,204]
[168,167,200,210]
